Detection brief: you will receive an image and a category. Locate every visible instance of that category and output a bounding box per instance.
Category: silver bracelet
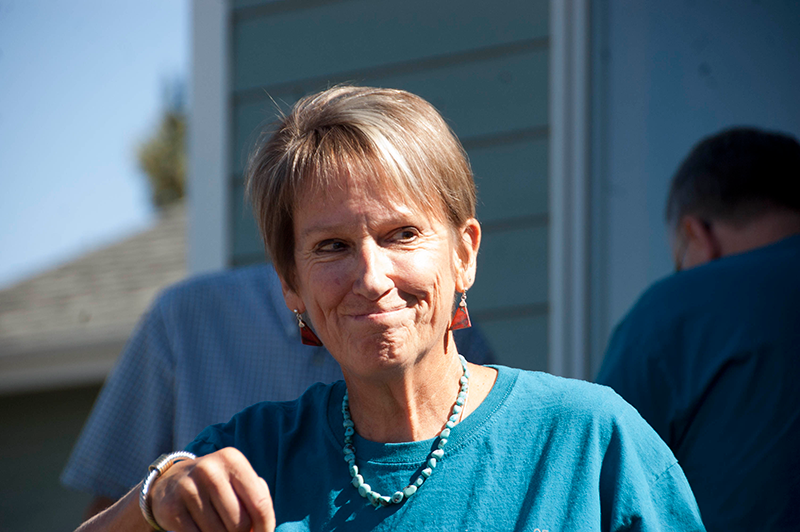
[139,451,196,532]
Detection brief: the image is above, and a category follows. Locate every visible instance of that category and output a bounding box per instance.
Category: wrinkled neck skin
[342,331,496,444]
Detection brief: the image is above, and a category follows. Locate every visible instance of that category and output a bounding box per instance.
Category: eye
[316,239,348,253]
[389,227,420,243]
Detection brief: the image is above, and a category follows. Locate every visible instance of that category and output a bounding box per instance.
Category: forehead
[295,167,448,225]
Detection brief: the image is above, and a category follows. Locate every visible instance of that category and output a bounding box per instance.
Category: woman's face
[282,171,479,379]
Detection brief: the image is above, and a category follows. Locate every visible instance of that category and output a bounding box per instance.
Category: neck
[714,211,800,257]
[343,340,464,443]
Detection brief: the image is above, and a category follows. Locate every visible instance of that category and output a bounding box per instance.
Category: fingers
[150,447,274,532]
[207,447,273,531]
[202,458,254,531]
[181,479,230,532]
[167,506,202,532]
[230,467,275,532]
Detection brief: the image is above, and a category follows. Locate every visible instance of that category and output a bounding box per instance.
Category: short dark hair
[665,127,800,228]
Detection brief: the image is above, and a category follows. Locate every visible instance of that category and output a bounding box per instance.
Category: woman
[77,86,704,531]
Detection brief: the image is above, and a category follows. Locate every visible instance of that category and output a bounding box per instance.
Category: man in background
[596,127,800,531]
[61,263,494,517]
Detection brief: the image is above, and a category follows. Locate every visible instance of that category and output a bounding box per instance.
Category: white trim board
[549,0,592,380]
[188,0,230,274]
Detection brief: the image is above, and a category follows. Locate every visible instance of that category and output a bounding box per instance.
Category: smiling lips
[347,305,411,321]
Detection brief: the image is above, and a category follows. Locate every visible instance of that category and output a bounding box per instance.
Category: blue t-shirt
[188,366,704,531]
[597,235,800,531]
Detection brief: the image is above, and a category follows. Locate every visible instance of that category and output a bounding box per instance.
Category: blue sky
[0,0,188,288]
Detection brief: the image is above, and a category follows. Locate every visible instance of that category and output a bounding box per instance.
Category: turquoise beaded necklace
[341,354,470,507]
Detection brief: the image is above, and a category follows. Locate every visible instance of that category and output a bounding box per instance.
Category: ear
[681,215,722,267]
[454,218,481,292]
[279,276,304,314]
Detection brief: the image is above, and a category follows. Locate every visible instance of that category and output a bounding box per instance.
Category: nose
[352,241,393,300]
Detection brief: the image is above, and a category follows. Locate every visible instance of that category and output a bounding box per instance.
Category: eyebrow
[298,221,346,240]
[296,201,427,241]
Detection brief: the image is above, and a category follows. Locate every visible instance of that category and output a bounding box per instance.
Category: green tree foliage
[138,83,186,208]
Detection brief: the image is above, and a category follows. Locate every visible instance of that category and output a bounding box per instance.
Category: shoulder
[620,273,692,330]
[187,381,337,455]
[607,235,800,359]
[625,235,800,329]
[600,270,701,371]
[495,368,685,507]
[127,265,283,338]
[509,367,626,413]
[159,264,278,304]
[148,264,283,322]
[234,381,331,433]
[506,368,670,457]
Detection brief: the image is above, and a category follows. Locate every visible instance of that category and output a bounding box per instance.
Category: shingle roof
[0,204,187,393]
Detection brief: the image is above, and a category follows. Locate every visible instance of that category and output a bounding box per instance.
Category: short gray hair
[246,86,477,290]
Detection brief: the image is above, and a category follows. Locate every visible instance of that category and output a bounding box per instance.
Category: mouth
[347,306,410,322]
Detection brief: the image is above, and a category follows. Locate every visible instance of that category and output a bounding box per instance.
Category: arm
[75,448,275,532]
[75,485,150,532]
[82,497,115,521]
[62,297,178,511]
[596,318,677,443]
[597,397,705,532]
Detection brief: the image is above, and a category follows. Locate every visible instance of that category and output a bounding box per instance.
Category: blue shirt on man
[597,234,800,531]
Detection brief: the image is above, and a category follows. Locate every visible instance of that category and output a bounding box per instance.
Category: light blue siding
[232,0,547,91]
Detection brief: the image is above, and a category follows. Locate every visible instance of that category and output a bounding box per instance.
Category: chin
[344,331,415,369]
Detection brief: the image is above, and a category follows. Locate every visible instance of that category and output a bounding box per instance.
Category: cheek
[293,259,350,314]
[398,249,457,301]
[307,265,350,301]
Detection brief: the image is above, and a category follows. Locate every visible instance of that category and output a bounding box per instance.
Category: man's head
[666,127,800,270]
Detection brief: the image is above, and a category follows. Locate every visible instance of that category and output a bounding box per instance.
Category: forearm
[74,483,151,532]
[82,496,116,521]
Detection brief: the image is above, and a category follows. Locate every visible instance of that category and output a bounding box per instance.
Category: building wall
[593,0,800,373]
[227,0,551,370]
[0,386,100,532]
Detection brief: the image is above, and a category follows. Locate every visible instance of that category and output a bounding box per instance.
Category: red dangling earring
[449,291,472,330]
[294,309,323,346]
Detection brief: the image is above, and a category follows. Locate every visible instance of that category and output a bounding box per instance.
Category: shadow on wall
[0,386,100,531]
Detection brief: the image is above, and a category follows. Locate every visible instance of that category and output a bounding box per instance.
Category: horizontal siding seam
[481,214,549,233]
[231,38,549,103]
[461,126,549,150]
[232,0,354,21]
[472,303,549,322]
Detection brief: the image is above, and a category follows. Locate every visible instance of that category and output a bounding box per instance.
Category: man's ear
[455,218,481,292]
[681,215,722,266]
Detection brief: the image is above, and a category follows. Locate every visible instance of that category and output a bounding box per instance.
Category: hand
[149,447,275,532]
